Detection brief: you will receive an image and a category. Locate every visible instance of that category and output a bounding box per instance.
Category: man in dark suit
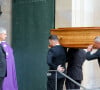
[65,48,86,89]
[47,35,67,90]
[86,36,100,66]
[0,27,7,90]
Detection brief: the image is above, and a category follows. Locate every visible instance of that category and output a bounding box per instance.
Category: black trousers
[47,77,65,90]
[0,78,4,90]
[65,79,81,90]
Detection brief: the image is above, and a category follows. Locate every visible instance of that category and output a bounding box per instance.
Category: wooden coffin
[50,27,100,48]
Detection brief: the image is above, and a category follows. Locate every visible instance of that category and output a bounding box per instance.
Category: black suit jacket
[0,44,7,77]
[86,49,100,66]
[47,45,67,79]
[67,48,86,80]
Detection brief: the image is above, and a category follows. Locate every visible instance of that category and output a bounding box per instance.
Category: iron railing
[47,70,88,90]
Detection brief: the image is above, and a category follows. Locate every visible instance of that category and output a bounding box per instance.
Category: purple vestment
[1,41,18,90]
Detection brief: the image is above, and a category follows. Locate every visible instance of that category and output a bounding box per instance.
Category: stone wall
[0,0,12,44]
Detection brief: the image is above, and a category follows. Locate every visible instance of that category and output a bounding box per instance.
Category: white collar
[55,44,60,46]
[2,41,6,42]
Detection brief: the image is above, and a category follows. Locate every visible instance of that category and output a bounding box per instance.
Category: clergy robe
[1,41,18,90]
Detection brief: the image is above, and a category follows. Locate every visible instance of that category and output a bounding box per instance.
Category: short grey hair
[0,27,7,34]
[94,36,100,42]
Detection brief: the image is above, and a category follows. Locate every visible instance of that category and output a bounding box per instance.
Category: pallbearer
[47,35,67,90]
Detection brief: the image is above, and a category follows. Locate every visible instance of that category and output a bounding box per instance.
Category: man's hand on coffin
[87,45,93,52]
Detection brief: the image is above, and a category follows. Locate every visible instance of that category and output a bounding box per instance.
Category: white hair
[0,27,7,34]
[94,36,100,42]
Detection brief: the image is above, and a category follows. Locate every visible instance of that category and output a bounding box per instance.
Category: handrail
[48,70,88,90]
